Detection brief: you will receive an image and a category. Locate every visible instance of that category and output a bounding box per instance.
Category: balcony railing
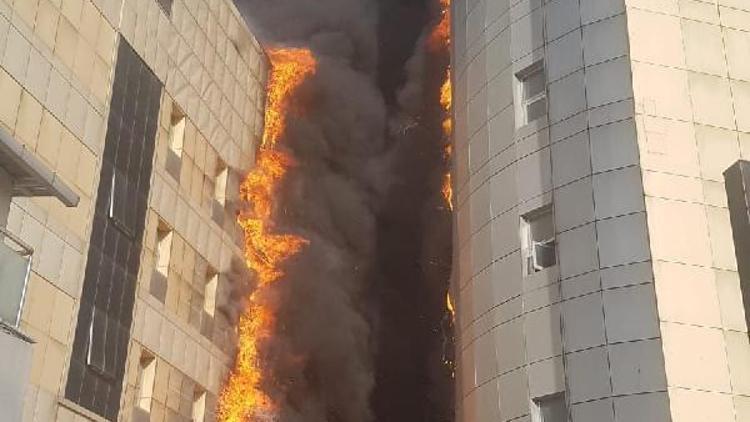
[0,227,32,328]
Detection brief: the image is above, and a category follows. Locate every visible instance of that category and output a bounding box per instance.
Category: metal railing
[0,227,32,328]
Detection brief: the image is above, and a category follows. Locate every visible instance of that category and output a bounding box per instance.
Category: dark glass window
[109,168,136,237]
[66,38,161,421]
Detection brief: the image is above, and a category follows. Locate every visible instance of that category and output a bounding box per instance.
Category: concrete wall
[626,1,750,420]
[0,0,266,420]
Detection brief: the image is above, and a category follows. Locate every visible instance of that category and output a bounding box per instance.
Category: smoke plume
[232,0,453,420]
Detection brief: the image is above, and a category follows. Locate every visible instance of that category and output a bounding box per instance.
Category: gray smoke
[231,0,452,420]
[231,1,391,421]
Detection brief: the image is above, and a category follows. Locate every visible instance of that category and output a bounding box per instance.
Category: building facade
[451,0,750,421]
[0,0,267,421]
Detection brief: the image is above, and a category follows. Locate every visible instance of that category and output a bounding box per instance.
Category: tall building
[451,0,750,421]
[0,0,267,421]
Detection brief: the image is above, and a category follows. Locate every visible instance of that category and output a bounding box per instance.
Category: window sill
[515,115,549,141]
[58,398,110,422]
[523,264,559,291]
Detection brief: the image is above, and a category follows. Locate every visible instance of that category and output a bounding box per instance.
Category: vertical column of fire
[430,0,452,214]
[218,48,316,422]
[430,0,456,372]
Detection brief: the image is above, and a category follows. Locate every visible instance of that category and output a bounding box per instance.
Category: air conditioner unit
[531,239,556,272]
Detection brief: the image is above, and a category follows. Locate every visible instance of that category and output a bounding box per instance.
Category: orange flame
[440,70,453,210]
[262,48,317,148]
[430,0,453,212]
[441,172,453,211]
[218,47,317,422]
[428,0,451,52]
[432,3,456,368]
[440,70,452,137]
[446,292,455,320]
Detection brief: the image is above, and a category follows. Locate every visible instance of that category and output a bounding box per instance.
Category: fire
[432,0,456,377]
[428,0,451,52]
[441,172,453,211]
[440,70,452,136]
[430,0,453,212]
[218,47,317,422]
[439,71,453,210]
[262,48,317,148]
[446,292,455,319]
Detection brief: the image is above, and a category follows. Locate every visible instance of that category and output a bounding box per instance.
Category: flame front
[262,48,317,148]
[432,0,456,380]
[432,0,453,211]
[446,292,455,320]
[218,47,317,422]
[429,0,451,52]
[440,71,453,211]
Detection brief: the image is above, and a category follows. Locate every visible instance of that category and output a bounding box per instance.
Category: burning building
[0,0,267,420]
[451,0,750,421]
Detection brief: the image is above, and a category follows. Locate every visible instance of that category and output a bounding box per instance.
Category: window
[210,159,229,226]
[166,103,185,180]
[66,37,161,421]
[192,388,206,422]
[87,307,115,379]
[517,61,547,126]
[136,352,157,412]
[155,220,173,277]
[521,205,556,275]
[532,393,567,422]
[214,159,229,207]
[169,103,185,155]
[109,169,136,237]
[204,271,218,318]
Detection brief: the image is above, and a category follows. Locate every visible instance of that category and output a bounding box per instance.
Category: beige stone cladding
[626,1,750,421]
[0,0,119,420]
[0,0,266,421]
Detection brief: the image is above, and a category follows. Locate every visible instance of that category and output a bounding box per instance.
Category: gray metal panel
[0,127,79,207]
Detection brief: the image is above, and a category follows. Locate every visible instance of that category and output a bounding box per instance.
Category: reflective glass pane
[525,69,546,98]
[526,96,547,123]
[0,239,29,326]
[539,394,567,422]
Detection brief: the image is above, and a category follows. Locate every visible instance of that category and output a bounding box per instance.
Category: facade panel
[0,0,267,421]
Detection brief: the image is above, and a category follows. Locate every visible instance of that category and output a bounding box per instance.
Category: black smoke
[232,1,454,421]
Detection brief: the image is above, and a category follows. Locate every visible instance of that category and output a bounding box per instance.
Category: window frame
[86,307,117,380]
[531,393,568,422]
[516,61,548,127]
[520,204,557,276]
[192,387,207,422]
[154,219,173,277]
[168,103,186,157]
[108,170,136,238]
[136,351,157,413]
[203,270,219,318]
